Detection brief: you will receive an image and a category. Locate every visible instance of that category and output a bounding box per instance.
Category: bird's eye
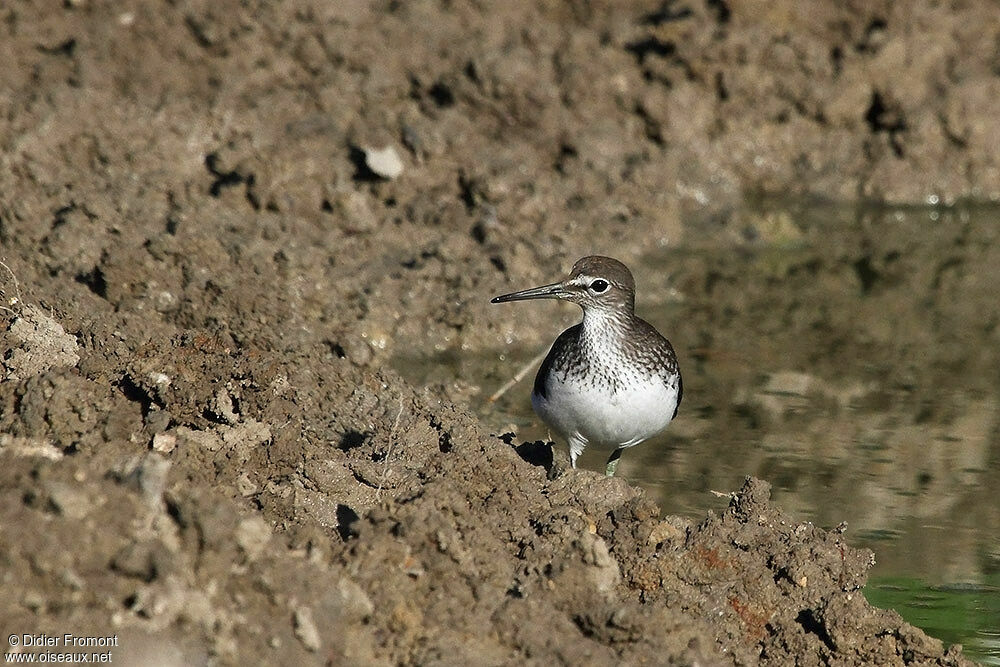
[590,279,609,293]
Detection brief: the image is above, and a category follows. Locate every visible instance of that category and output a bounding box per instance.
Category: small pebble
[364,146,404,179]
[293,605,321,652]
[235,516,271,562]
[212,388,239,424]
[152,432,177,454]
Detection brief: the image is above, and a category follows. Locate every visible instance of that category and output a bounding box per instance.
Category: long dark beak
[491,281,567,303]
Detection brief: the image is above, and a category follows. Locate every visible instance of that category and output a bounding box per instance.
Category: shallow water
[398,202,1000,663]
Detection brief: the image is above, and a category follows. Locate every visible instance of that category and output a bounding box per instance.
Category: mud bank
[0,305,975,664]
[1,0,992,664]
[0,339,972,664]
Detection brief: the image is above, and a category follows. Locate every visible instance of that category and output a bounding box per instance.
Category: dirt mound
[0,321,972,663]
[0,342,968,664]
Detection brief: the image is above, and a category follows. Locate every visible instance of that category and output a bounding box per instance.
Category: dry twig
[488,348,548,403]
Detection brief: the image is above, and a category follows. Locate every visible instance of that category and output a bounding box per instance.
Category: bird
[492,256,682,476]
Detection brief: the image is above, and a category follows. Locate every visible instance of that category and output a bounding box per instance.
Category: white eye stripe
[570,275,613,293]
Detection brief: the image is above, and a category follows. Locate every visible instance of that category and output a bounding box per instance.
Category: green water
[865,576,1000,664]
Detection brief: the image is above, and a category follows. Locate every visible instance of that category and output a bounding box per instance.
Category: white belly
[532,368,679,451]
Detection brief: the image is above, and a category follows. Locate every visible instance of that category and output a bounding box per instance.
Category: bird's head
[491,255,635,315]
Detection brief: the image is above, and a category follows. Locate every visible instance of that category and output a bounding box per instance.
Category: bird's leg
[569,436,586,469]
[605,448,623,477]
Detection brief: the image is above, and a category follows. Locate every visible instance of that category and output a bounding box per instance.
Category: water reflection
[398,202,1000,662]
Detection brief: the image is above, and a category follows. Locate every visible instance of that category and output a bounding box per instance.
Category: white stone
[364,146,404,179]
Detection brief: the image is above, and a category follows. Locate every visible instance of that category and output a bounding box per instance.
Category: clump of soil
[0,0,987,664]
[0,312,973,664]
[0,341,969,664]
